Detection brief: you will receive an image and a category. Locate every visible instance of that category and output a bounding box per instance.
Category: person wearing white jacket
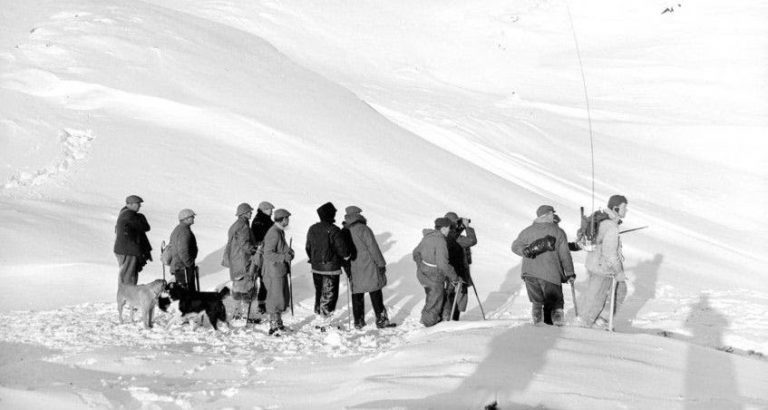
[581,195,629,328]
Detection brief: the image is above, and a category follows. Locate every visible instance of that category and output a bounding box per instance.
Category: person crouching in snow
[413,217,461,327]
[262,209,294,335]
[581,195,629,328]
[511,205,575,326]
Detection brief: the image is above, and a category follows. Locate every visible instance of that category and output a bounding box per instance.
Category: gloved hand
[377,266,386,275]
[566,274,576,284]
[523,235,556,259]
[286,249,295,262]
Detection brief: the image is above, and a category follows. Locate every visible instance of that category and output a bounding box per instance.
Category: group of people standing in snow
[113,192,629,332]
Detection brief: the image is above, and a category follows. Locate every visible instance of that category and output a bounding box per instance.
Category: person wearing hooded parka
[306,202,350,319]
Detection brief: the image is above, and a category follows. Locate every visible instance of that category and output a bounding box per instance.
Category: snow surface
[1,0,767,408]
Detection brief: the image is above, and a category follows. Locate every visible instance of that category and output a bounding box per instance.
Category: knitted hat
[258,201,275,212]
[317,202,337,222]
[274,209,291,220]
[178,209,196,220]
[607,195,628,210]
[125,195,144,204]
[345,205,363,215]
[444,212,460,223]
[236,202,253,216]
[536,205,555,217]
[434,217,452,229]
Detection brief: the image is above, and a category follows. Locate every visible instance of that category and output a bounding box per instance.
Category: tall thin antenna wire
[565,2,596,212]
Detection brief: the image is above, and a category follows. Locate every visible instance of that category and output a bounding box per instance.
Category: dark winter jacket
[113,207,152,257]
[224,216,257,281]
[446,226,477,285]
[511,218,575,285]
[169,222,198,271]
[345,214,387,294]
[413,229,459,285]
[306,202,350,273]
[251,209,274,245]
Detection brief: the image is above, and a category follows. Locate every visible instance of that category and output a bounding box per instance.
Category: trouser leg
[313,273,323,314]
[257,278,268,312]
[441,282,456,322]
[541,281,564,325]
[524,277,545,325]
[369,290,390,326]
[598,280,628,322]
[583,274,612,326]
[116,254,139,285]
[185,267,197,291]
[352,293,365,327]
[317,275,340,317]
[421,282,445,327]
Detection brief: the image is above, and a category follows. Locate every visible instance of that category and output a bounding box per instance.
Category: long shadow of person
[615,254,663,330]
[196,246,226,279]
[465,264,523,320]
[684,294,742,409]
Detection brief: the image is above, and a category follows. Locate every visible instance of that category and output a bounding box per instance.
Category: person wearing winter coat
[511,205,575,326]
[306,202,351,319]
[413,217,461,327]
[443,211,478,321]
[581,195,629,328]
[262,209,294,335]
[223,203,258,317]
[251,201,275,314]
[343,206,391,329]
[169,209,198,289]
[114,195,152,285]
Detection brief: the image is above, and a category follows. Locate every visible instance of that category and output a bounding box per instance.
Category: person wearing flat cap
[114,195,153,285]
[169,209,198,290]
[511,204,575,326]
[223,203,259,318]
[262,208,294,335]
[412,217,460,327]
[251,201,275,313]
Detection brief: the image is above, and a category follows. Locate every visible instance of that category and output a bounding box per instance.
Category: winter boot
[375,310,394,329]
[257,303,266,315]
[531,305,544,326]
[354,319,365,330]
[552,309,565,326]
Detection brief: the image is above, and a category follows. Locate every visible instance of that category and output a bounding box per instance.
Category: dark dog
[166,282,230,330]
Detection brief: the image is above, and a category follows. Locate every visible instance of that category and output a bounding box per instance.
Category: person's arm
[601,222,621,274]
[363,227,386,268]
[436,240,459,282]
[557,229,575,280]
[511,231,528,257]
[178,229,195,268]
[331,227,350,259]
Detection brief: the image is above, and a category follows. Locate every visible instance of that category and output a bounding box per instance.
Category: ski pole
[571,281,579,317]
[161,240,166,283]
[467,271,486,320]
[195,266,200,292]
[608,275,617,332]
[619,226,649,235]
[449,281,461,321]
[345,273,352,329]
[288,238,294,317]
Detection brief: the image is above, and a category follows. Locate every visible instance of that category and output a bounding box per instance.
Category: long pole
[571,282,579,317]
[466,271,486,320]
[449,281,460,321]
[608,275,617,332]
[345,274,352,329]
[161,240,166,283]
[288,238,294,317]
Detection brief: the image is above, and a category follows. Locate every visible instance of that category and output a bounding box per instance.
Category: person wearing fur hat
[581,195,629,328]
[306,202,351,320]
[342,206,392,329]
[412,217,461,327]
[251,201,275,314]
[169,209,199,289]
[223,203,258,318]
[262,209,294,335]
[114,195,153,285]
[442,211,477,321]
[511,205,575,326]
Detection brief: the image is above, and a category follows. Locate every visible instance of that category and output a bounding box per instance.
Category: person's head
[236,202,254,220]
[258,201,275,216]
[178,209,196,225]
[345,205,363,217]
[536,205,556,223]
[274,209,291,228]
[317,202,337,223]
[607,195,628,218]
[125,195,143,211]
[434,217,452,236]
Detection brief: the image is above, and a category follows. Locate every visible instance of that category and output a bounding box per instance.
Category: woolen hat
[258,201,275,212]
[125,195,144,204]
[236,202,254,216]
[444,212,460,223]
[178,209,196,220]
[536,205,555,217]
[274,209,291,220]
[434,217,452,229]
[317,202,337,222]
[345,205,362,215]
[607,195,628,210]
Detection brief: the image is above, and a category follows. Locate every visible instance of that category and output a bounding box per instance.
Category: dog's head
[166,282,184,301]
[148,279,167,296]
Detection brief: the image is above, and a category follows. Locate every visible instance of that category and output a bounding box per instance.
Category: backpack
[577,209,610,245]
[161,243,174,266]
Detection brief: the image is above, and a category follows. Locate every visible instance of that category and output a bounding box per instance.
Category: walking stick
[449,281,461,321]
[466,271,486,320]
[345,273,352,329]
[160,240,166,282]
[195,266,200,292]
[571,281,579,317]
[608,275,617,332]
[288,238,294,317]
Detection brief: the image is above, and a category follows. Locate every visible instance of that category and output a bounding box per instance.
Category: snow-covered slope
[1,0,767,408]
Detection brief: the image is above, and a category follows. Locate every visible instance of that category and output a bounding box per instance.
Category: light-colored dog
[117,279,166,328]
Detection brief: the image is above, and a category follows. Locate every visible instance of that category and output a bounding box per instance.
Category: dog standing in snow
[165,282,231,330]
[116,279,166,328]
